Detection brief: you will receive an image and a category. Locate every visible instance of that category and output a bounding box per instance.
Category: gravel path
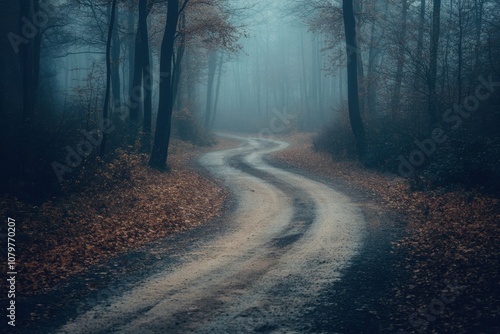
[52,135,367,333]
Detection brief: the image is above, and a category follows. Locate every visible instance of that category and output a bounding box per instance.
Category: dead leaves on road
[0,139,233,295]
[273,132,499,333]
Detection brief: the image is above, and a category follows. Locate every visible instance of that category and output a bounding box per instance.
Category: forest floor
[0,137,239,297]
[271,132,500,333]
[2,132,499,333]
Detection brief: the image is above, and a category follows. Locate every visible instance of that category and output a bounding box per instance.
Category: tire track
[56,135,365,334]
[227,149,316,250]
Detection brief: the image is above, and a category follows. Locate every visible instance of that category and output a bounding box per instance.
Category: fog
[45,0,346,134]
[2,0,499,195]
[209,1,345,131]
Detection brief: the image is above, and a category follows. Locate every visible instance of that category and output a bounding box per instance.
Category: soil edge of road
[267,147,408,333]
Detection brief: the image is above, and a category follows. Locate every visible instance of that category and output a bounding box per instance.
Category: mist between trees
[0,0,499,201]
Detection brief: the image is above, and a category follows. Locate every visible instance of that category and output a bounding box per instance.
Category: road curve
[56,135,366,334]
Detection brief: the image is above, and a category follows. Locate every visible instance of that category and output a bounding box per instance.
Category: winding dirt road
[56,135,366,333]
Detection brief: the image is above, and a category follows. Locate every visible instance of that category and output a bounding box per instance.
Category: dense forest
[1,0,499,199]
[1,0,499,333]
[1,0,243,200]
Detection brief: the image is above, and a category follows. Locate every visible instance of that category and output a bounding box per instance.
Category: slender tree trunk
[353,0,365,115]
[367,20,378,116]
[473,0,484,74]
[172,12,186,110]
[211,52,224,127]
[205,50,217,128]
[415,0,426,85]
[111,5,121,110]
[442,1,452,102]
[129,15,143,125]
[390,0,409,116]
[343,0,366,158]
[340,67,346,101]
[255,39,261,117]
[100,0,118,157]
[311,36,319,121]
[19,0,41,122]
[457,0,463,103]
[428,0,441,125]
[265,31,270,118]
[316,37,323,118]
[141,0,152,152]
[185,51,194,107]
[127,2,135,96]
[300,31,310,127]
[149,0,181,169]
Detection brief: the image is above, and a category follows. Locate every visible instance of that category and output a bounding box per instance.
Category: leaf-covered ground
[2,133,498,333]
[1,139,238,296]
[272,132,500,334]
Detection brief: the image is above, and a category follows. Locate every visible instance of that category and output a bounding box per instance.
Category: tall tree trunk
[149,0,181,169]
[255,39,261,117]
[367,0,390,117]
[354,0,366,115]
[343,0,366,158]
[367,20,378,116]
[100,0,118,157]
[311,36,319,120]
[441,1,452,101]
[390,0,409,116]
[265,31,270,119]
[205,50,217,128]
[300,31,310,127]
[141,0,152,152]
[473,0,484,75]
[19,0,41,122]
[457,0,464,103]
[172,12,186,110]
[415,0,426,86]
[316,37,323,118]
[211,52,224,127]
[185,51,194,107]
[127,2,135,97]
[428,0,441,125]
[111,5,121,110]
[129,16,143,125]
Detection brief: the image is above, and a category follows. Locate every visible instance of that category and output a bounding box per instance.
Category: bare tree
[205,50,218,128]
[149,0,187,169]
[342,0,366,157]
[428,0,441,125]
[390,0,409,116]
[100,0,118,156]
[129,0,152,149]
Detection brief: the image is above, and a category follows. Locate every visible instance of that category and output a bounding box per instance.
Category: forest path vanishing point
[57,134,367,333]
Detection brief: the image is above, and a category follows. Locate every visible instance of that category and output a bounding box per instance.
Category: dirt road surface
[55,135,367,333]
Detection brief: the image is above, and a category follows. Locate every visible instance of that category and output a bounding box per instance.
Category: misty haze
[1,0,499,333]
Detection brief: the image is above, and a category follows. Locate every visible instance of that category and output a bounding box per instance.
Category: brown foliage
[0,139,237,295]
[273,132,499,333]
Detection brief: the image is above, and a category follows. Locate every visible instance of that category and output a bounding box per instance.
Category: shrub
[364,113,423,171]
[173,108,215,146]
[411,135,500,194]
[313,108,500,194]
[313,108,358,160]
